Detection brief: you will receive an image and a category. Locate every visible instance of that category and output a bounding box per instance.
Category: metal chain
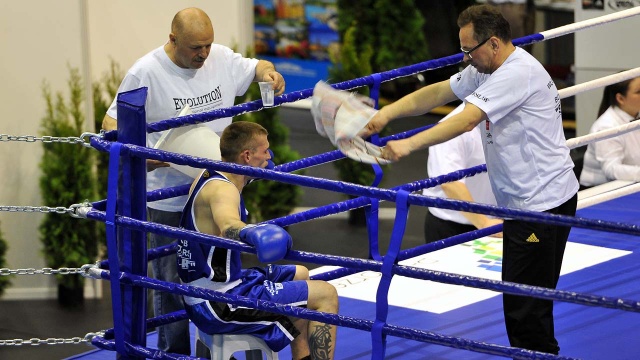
[0,132,101,148]
[0,205,73,214]
[3,267,80,276]
[0,330,106,347]
[0,264,106,346]
[0,202,93,219]
[1,263,98,277]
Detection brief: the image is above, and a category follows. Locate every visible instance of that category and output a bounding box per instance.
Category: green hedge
[39,66,98,293]
[0,225,10,296]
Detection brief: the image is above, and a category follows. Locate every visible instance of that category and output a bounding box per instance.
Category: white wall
[88,0,254,82]
[574,4,640,136]
[0,0,252,300]
[0,0,87,299]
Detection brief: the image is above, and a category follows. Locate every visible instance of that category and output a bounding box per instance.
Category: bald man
[102,8,286,354]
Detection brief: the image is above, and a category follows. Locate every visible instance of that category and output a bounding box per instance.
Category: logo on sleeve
[471,91,489,103]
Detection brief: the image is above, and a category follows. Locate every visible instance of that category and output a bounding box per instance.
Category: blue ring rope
[88,268,578,360]
[84,209,640,314]
[90,138,640,238]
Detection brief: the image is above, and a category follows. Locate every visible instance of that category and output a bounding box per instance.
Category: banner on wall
[254,0,338,93]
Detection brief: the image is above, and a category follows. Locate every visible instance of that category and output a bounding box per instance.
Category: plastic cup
[259,81,275,107]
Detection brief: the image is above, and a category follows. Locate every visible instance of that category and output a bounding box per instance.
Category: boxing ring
[2,6,640,360]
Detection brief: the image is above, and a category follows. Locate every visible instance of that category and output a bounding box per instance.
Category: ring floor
[4,108,635,360]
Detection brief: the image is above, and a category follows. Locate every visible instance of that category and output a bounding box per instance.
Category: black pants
[424,209,476,243]
[502,193,578,354]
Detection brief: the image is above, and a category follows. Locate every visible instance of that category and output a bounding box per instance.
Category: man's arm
[102,113,169,171]
[440,181,503,237]
[382,102,487,162]
[102,114,117,131]
[362,80,458,137]
[199,181,246,238]
[254,59,285,95]
[202,180,291,262]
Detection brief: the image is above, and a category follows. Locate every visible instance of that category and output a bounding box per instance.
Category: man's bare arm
[440,181,503,237]
[102,114,117,131]
[254,60,285,95]
[201,181,247,239]
[102,113,170,171]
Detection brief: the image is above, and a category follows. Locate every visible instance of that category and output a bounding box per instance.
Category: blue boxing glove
[239,224,292,262]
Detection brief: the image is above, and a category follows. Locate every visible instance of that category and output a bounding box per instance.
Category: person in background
[423,103,502,243]
[177,121,338,360]
[362,4,578,354]
[102,7,285,355]
[579,75,640,188]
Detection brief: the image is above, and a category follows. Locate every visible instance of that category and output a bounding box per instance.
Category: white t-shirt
[580,106,640,186]
[449,47,578,211]
[107,44,258,212]
[423,104,497,224]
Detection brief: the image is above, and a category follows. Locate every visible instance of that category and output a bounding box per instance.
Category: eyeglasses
[460,37,490,59]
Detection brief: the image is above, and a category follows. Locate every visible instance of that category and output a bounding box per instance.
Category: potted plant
[373,0,430,99]
[40,66,99,307]
[0,225,10,297]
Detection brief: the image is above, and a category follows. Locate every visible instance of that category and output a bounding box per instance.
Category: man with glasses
[362,4,578,355]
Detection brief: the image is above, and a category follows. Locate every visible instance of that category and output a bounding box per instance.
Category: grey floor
[0,107,440,359]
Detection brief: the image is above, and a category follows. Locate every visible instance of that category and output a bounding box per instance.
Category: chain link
[0,205,72,214]
[0,132,101,148]
[1,263,100,278]
[0,264,106,347]
[1,267,82,276]
[0,202,93,218]
[0,330,106,347]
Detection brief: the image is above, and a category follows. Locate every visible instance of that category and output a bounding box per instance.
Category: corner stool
[195,327,279,360]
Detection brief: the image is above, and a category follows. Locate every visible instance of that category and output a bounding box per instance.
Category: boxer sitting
[177,121,338,360]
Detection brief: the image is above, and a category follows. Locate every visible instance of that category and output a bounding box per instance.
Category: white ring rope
[540,6,640,40]
[566,118,640,149]
[558,67,640,101]
[556,68,640,156]
[577,180,640,210]
[525,67,640,152]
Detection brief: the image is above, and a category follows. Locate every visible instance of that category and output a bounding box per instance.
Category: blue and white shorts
[186,264,308,352]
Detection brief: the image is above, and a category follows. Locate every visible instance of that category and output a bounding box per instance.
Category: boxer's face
[248,135,271,169]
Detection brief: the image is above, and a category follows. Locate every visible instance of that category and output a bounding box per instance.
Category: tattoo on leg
[309,323,332,359]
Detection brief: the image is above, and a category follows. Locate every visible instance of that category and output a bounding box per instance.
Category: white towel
[311,82,391,165]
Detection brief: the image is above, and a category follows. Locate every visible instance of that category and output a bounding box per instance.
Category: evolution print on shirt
[173,85,223,113]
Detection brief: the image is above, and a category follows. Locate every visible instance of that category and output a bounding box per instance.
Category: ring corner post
[116,87,148,359]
